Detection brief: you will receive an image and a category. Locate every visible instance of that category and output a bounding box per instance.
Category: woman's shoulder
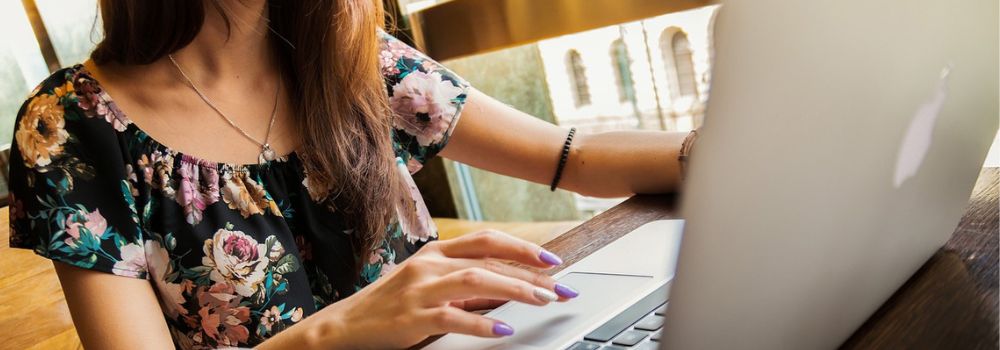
[12,63,132,172]
[376,31,467,86]
[20,64,113,117]
[15,63,130,135]
[16,66,81,124]
[376,30,470,163]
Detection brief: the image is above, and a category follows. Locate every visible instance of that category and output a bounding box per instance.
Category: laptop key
[634,315,665,331]
[635,342,661,350]
[566,341,602,350]
[651,330,663,341]
[611,330,648,346]
[654,303,668,316]
[600,346,627,350]
[583,284,669,342]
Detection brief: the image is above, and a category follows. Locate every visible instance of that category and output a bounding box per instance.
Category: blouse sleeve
[7,70,147,279]
[380,31,471,174]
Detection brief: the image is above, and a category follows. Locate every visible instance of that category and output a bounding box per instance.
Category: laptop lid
[663,0,998,348]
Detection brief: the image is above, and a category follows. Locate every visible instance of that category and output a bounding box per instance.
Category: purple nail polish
[539,249,563,265]
[493,322,515,336]
[554,283,579,298]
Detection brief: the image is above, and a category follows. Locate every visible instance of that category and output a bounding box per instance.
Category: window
[660,29,698,98]
[671,32,698,97]
[565,50,591,107]
[610,39,635,103]
[33,0,102,66]
[0,0,99,201]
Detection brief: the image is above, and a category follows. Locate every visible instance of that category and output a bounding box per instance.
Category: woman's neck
[92,0,279,90]
[174,0,276,81]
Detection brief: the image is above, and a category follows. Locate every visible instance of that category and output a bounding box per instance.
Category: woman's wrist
[678,129,699,180]
[254,312,349,350]
[304,315,344,349]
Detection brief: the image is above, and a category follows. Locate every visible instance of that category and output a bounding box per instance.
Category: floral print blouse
[8,32,468,349]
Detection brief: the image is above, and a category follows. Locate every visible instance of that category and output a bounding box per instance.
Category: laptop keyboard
[566,283,669,350]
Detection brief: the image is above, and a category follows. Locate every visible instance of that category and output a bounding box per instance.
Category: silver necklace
[167,54,281,164]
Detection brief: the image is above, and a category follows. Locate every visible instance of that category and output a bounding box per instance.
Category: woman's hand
[286,230,579,349]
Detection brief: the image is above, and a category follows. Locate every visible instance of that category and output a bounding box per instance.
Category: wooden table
[7,169,994,349]
[541,168,998,349]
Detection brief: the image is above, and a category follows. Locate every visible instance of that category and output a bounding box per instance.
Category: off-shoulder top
[7,32,469,349]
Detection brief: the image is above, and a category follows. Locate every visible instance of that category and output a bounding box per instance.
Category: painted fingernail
[554,283,579,298]
[493,322,515,336]
[533,286,558,302]
[538,249,563,265]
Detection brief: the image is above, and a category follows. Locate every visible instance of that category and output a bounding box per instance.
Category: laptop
[427,0,999,348]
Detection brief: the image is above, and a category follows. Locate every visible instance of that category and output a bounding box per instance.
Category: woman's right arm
[54,262,175,349]
[9,76,178,349]
[259,230,575,349]
[55,229,568,350]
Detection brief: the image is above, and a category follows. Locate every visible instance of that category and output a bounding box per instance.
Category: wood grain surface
[0,209,83,350]
[534,169,997,349]
[4,170,996,349]
[842,168,998,349]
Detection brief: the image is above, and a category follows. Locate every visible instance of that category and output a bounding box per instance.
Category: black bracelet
[550,127,577,191]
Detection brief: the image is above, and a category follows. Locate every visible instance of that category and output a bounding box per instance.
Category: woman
[7,0,690,348]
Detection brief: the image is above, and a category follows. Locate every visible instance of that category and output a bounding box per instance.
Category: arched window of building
[566,50,591,107]
[660,29,698,98]
[610,39,635,103]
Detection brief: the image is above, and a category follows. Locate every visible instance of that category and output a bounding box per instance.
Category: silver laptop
[428,0,999,348]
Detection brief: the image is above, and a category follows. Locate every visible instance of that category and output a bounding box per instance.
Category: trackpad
[490,272,652,347]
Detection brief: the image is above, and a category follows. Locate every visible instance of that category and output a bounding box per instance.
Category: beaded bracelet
[550,127,577,191]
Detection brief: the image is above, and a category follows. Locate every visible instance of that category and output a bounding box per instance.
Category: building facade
[537,6,718,134]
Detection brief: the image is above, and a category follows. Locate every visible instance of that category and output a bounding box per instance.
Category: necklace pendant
[259,144,277,163]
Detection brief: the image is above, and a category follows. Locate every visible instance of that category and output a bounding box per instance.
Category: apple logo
[893,65,952,188]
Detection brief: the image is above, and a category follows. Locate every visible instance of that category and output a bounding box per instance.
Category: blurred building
[8,1,993,222]
[538,6,716,134]
[400,1,716,134]
[399,3,719,219]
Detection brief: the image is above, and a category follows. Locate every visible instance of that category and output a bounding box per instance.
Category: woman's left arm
[440,88,688,198]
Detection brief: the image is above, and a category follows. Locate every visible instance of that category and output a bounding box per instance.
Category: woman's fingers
[418,307,514,338]
[433,230,563,269]
[450,298,509,312]
[453,258,556,288]
[447,258,578,301]
[417,267,556,307]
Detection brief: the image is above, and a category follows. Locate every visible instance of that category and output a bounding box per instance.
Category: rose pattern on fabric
[15,93,69,169]
[394,158,437,244]
[136,154,153,185]
[405,157,423,174]
[389,70,465,147]
[74,73,130,131]
[154,151,176,190]
[300,173,329,203]
[258,304,303,335]
[202,229,268,298]
[222,169,281,219]
[188,282,251,347]
[25,194,142,275]
[73,75,107,117]
[64,208,108,244]
[15,78,100,195]
[8,193,24,220]
[10,30,468,348]
[147,239,187,319]
[176,156,221,225]
[114,242,146,278]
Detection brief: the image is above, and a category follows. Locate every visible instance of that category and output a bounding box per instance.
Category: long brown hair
[91,0,399,272]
